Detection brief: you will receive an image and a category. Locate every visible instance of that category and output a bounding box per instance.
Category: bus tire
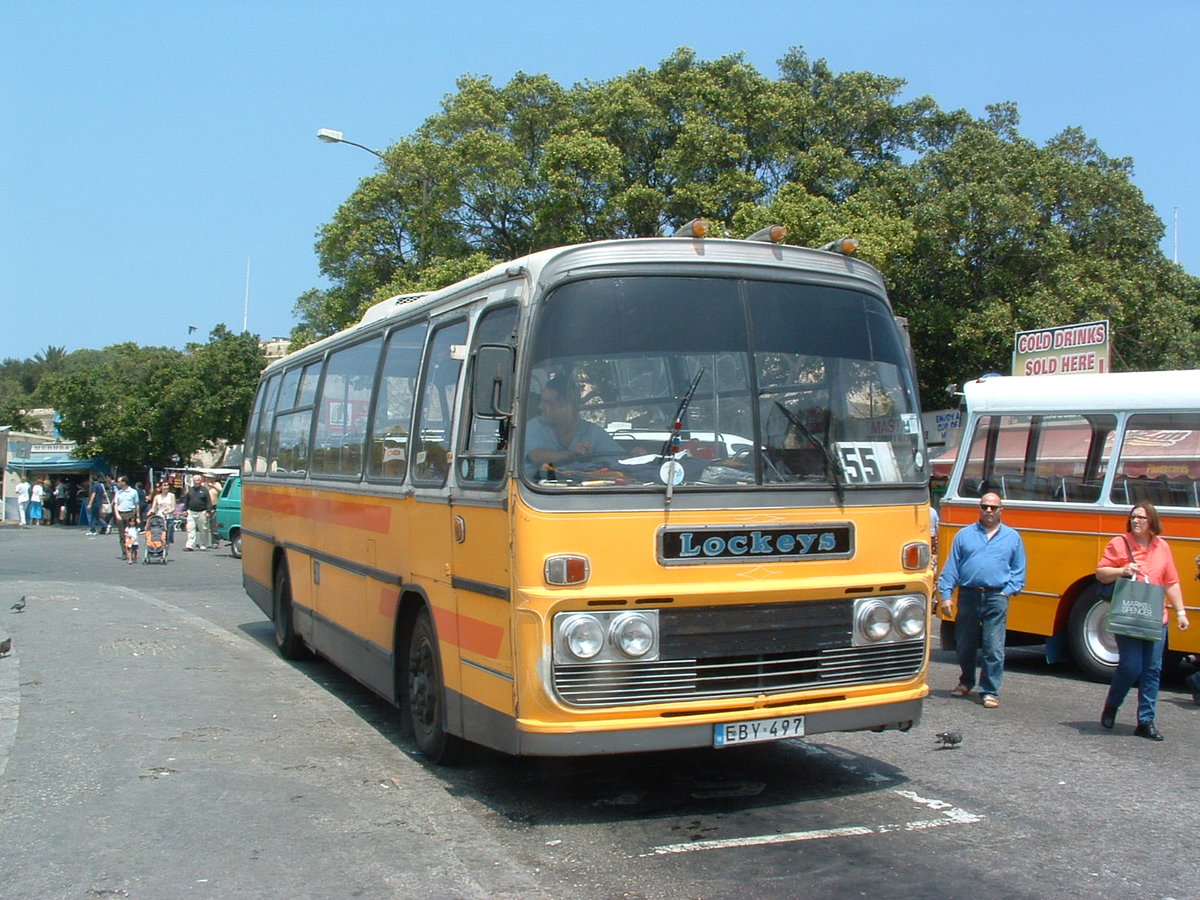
[273,560,310,661]
[405,608,463,765]
[1068,584,1117,683]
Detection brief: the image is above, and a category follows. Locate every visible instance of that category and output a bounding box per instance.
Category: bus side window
[248,373,280,476]
[412,320,469,486]
[366,321,427,481]
[267,362,320,477]
[458,304,518,489]
[311,336,382,479]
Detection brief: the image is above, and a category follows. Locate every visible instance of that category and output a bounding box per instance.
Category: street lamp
[316,128,384,160]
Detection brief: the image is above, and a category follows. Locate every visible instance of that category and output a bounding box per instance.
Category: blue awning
[7,454,108,473]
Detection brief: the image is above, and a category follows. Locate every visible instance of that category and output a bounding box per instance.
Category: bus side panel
[449,499,515,745]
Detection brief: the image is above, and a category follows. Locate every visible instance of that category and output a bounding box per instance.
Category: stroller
[142,514,170,564]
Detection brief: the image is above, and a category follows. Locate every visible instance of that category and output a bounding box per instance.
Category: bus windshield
[522,275,926,489]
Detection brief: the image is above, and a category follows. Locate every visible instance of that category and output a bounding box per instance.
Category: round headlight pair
[855,596,926,643]
[558,612,656,661]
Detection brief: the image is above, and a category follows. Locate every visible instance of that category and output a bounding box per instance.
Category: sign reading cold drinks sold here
[1011,320,1110,377]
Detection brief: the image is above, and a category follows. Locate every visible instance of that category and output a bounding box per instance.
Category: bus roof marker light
[747,225,788,243]
[819,237,860,256]
[672,218,708,238]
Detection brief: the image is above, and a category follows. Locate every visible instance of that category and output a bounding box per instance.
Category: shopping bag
[1105,575,1165,642]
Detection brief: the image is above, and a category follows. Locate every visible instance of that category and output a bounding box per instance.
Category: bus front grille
[552,640,926,707]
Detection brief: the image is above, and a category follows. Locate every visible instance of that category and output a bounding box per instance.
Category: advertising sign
[1012,320,1110,377]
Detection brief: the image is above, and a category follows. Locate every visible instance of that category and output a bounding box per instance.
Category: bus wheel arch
[396,595,464,765]
[272,551,310,660]
[1067,581,1117,683]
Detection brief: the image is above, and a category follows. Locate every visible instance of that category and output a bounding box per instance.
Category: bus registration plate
[714,715,805,747]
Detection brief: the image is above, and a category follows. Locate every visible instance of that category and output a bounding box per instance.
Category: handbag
[1105,573,1165,642]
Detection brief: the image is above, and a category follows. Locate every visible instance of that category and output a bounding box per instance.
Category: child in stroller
[142,513,169,564]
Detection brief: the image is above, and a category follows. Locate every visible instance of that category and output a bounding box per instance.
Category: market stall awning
[7,454,107,473]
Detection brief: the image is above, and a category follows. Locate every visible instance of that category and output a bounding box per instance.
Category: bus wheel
[273,561,310,661]
[1068,585,1117,683]
[405,609,463,765]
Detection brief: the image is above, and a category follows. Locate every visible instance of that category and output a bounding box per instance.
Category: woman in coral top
[1095,502,1190,741]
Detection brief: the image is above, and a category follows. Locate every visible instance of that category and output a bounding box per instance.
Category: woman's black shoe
[1100,706,1116,730]
[1134,721,1164,742]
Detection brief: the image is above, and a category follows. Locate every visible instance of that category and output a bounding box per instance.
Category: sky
[3,1,1198,362]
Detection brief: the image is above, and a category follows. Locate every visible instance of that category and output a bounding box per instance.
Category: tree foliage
[296,47,1200,397]
[38,326,265,473]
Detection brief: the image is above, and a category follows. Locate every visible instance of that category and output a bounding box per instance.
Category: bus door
[448,304,519,731]
[408,318,470,708]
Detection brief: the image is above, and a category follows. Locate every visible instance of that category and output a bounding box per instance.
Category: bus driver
[525,374,619,478]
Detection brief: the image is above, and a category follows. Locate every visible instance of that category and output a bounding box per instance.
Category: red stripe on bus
[432,605,505,658]
[245,485,392,533]
[940,502,1200,538]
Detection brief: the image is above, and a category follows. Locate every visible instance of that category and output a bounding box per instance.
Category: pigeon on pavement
[11,596,26,613]
[0,637,11,657]
[935,730,963,749]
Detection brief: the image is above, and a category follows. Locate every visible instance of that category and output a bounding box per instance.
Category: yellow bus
[936,371,1200,681]
[240,229,932,761]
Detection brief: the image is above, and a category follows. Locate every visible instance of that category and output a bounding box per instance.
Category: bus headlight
[553,610,660,664]
[558,615,605,660]
[611,613,656,659]
[893,597,926,638]
[855,599,893,643]
[853,595,927,645]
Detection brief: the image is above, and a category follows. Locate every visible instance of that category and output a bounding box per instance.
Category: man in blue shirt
[937,491,1026,709]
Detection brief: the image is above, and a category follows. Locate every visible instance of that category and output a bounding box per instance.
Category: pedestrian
[148,480,178,545]
[29,478,45,526]
[937,491,1027,709]
[15,474,30,526]
[112,476,141,561]
[183,474,212,551]
[204,476,222,548]
[53,478,70,524]
[1097,502,1190,741]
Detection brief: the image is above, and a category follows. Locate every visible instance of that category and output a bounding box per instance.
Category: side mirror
[473,344,514,418]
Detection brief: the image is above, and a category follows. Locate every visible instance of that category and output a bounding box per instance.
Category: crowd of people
[13,471,225,562]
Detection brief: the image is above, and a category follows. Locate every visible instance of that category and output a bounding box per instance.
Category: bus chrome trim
[451,576,510,601]
[461,657,515,682]
[552,598,924,707]
[282,541,403,586]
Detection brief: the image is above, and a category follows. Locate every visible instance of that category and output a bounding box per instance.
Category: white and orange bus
[936,371,1200,681]
[240,229,932,761]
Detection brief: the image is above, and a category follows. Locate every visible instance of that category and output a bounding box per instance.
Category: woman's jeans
[1105,625,1167,724]
[955,588,1009,696]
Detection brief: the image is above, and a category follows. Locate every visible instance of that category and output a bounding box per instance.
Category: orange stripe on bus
[245,485,392,533]
[940,502,1200,539]
[431,605,505,658]
[379,590,400,620]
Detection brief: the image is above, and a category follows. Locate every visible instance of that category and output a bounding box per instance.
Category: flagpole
[243,257,251,332]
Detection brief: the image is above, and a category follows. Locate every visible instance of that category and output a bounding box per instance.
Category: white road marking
[643,788,983,856]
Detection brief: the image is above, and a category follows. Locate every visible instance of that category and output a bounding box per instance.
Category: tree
[41,328,265,473]
[294,48,1200,397]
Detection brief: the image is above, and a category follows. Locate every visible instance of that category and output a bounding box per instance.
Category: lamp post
[316,128,384,160]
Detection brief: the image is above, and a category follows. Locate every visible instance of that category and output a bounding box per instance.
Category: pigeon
[11,596,26,613]
[0,637,11,657]
[935,730,963,749]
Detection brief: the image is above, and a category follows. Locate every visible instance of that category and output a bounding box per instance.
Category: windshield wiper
[772,400,844,502]
[663,368,705,504]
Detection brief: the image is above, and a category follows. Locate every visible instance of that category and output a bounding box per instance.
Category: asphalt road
[2,523,1199,899]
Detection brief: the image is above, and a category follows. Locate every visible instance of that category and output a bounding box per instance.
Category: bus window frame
[364,319,430,486]
[456,301,519,493]
[309,333,387,483]
[410,316,470,488]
